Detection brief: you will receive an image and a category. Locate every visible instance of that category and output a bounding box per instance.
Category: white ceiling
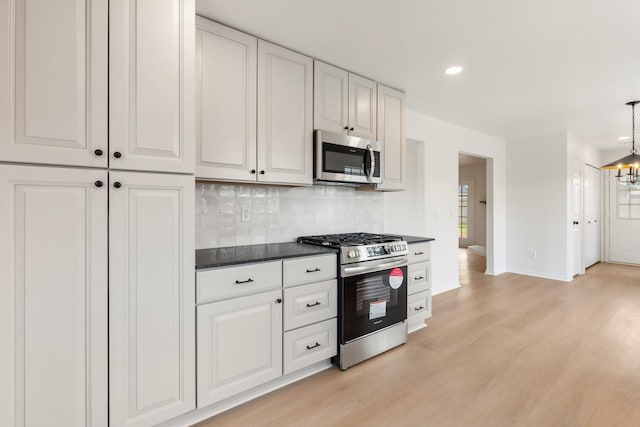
[196,0,640,149]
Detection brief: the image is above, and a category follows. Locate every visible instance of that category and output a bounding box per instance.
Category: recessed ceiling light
[618,136,631,141]
[445,66,463,75]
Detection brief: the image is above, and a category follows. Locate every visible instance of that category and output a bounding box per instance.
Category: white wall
[506,132,570,281]
[403,109,507,296]
[459,162,487,246]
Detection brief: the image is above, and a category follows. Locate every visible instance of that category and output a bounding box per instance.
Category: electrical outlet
[241,207,251,222]
[529,250,537,259]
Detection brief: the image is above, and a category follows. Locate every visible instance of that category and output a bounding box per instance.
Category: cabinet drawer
[408,260,431,295]
[408,242,431,264]
[283,318,337,375]
[284,279,337,331]
[283,254,337,287]
[197,261,282,303]
[408,290,432,321]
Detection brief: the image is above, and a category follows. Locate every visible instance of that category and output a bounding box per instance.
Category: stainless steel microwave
[314,130,382,184]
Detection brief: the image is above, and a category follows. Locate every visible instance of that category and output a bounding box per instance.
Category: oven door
[340,258,407,343]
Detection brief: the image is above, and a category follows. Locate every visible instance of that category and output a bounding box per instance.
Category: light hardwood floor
[198,254,640,426]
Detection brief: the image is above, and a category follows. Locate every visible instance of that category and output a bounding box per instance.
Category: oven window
[355,276,393,313]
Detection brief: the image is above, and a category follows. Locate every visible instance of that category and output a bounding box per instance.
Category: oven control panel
[342,241,409,264]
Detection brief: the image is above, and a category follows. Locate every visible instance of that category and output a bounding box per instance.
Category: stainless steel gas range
[297,233,409,370]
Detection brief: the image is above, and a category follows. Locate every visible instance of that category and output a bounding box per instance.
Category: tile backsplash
[196,183,384,249]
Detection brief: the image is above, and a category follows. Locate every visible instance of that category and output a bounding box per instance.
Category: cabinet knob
[94,180,104,188]
[250,169,256,174]
[113,151,122,159]
[349,127,354,131]
[94,149,103,156]
[344,126,349,130]
[260,170,265,175]
[276,298,282,304]
[113,182,122,189]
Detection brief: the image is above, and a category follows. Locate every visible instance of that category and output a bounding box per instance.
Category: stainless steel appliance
[314,130,382,185]
[297,233,408,370]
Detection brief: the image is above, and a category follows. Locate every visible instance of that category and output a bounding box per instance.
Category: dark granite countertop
[196,242,338,270]
[389,235,435,244]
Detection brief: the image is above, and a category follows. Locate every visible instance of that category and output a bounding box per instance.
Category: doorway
[458,153,487,281]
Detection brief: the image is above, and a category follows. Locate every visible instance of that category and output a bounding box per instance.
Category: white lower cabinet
[194,254,337,413]
[109,172,195,427]
[0,165,108,427]
[283,318,337,375]
[407,242,432,333]
[196,289,283,408]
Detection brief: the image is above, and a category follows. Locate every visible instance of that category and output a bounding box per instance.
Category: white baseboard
[506,268,572,282]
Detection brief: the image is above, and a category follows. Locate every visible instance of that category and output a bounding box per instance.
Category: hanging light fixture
[602,101,640,185]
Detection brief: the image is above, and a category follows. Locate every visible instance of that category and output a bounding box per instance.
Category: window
[618,181,640,219]
[458,184,469,238]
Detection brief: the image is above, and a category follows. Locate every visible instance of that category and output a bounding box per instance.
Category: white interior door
[608,171,640,264]
[583,165,601,267]
[571,158,583,276]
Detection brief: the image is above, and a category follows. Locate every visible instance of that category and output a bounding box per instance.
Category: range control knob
[348,250,356,258]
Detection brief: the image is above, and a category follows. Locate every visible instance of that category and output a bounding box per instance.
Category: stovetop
[297,232,403,248]
[297,233,408,264]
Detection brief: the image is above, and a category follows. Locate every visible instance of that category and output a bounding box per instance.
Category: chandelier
[602,101,640,185]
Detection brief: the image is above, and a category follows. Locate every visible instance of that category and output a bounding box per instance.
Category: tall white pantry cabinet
[0,1,195,426]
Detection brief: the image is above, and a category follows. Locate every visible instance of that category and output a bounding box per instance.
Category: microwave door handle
[367,145,375,181]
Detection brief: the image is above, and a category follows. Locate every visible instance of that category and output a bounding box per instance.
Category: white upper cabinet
[314,61,377,140]
[376,84,406,191]
[109,0,194,174]
[313,61,349,135]
[348,73,377,140]
[196,18,257,181]
[257,40,313,185]
[195,20,311,186]
[0,165,108,427]
[109,171,195,427]
[0,0,108,168]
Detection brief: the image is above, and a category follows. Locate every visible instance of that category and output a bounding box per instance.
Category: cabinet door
[109,172,195,427]
[0,165,108,427]
[257,40,313,185]
[348,73,377,140]
[0,0,107,168]
[376,85,406,191]
[313,61,349,135]
[197,290,283,408]
[196,18,257,181]
[109,0,194,173]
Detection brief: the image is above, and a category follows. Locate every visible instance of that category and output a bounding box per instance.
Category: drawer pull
[306,342,321,350]
[414,251,424,255]
[414,276,425,280]
[306,268,321,273]
[234,278,254,284]
[414,306,425,311]
[306,301,321,308]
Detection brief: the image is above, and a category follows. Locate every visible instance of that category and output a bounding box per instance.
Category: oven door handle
[341,257,407,277]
